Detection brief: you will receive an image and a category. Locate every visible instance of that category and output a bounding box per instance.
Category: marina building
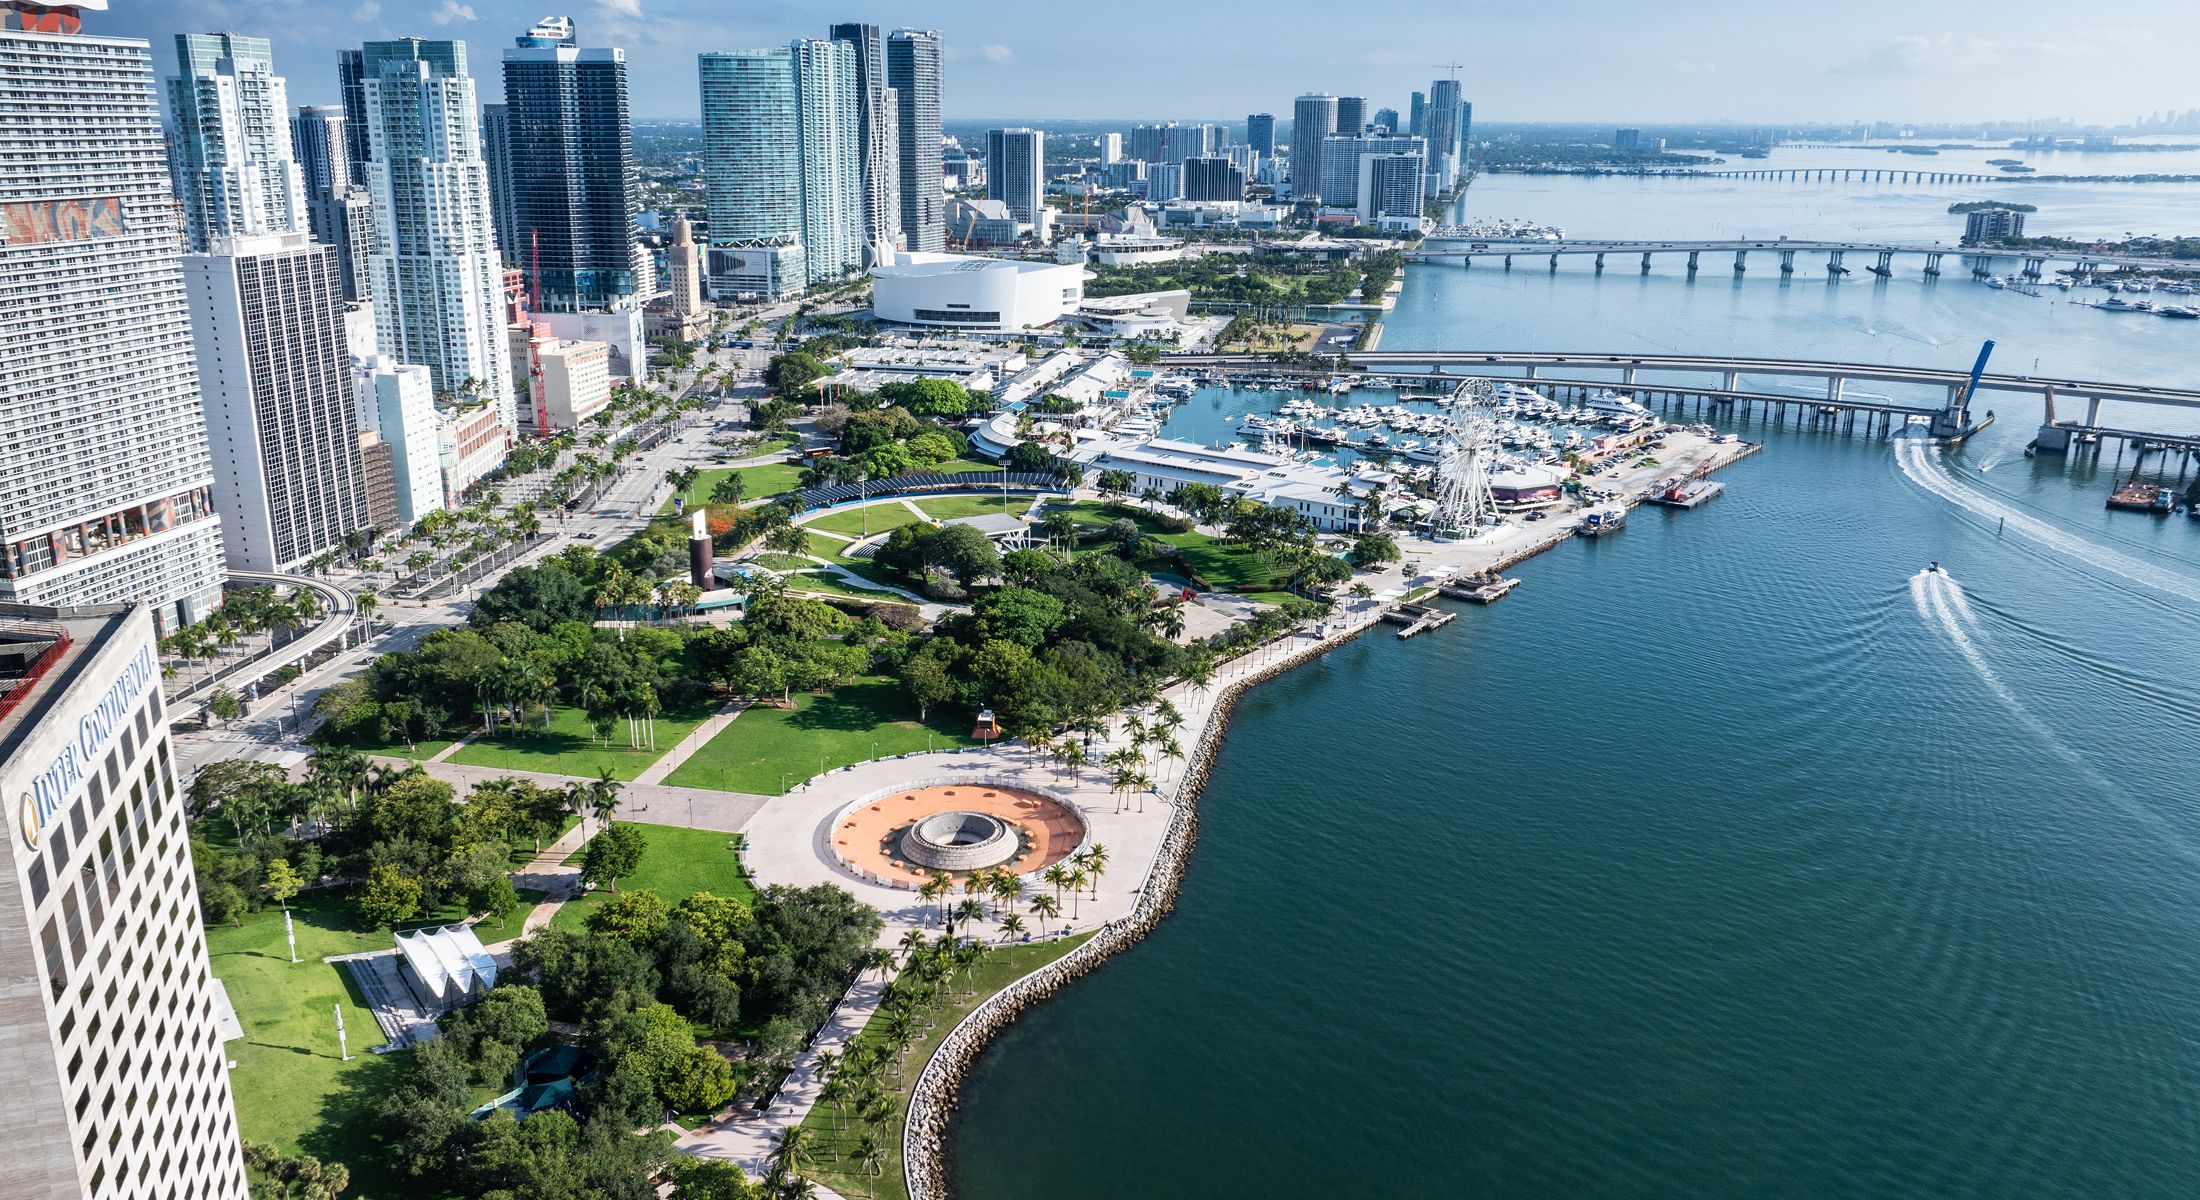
[0,603,250,1199]
[1068,436,1366,532]
[886,29,944,253]
[359,39,515,434]
[868,253,1084,332]
[502,17,644,311]
[0,23,225,629]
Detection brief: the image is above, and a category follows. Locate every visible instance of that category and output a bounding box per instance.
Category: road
[173,300,817,781]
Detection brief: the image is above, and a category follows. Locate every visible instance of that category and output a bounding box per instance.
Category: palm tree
[1085,843,1110,895]
[988,869,1022,918]
[898,927,928,962]
[1064,867,1089,918]
[999,913,1027,942]
[1042,863,1070,905]
[854,1132,885,1200]
[953,897,986,939]
[1028,892,1060,935]
[1060,739,1086,784]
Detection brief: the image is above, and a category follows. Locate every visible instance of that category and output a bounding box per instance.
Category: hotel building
[0,602,249,1199]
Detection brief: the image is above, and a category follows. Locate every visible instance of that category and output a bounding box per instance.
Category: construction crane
[1433,62,1464,79]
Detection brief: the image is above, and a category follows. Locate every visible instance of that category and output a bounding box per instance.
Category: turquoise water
[949,161,2200,1197]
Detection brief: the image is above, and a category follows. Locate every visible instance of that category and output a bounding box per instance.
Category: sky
[102,0,2200,127]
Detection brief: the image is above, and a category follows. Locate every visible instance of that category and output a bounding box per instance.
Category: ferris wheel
[1432,378,1499,538]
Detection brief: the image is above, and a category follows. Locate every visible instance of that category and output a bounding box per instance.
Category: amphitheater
[830,781,1087,888]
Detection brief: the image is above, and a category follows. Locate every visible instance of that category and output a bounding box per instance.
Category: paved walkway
[675,970,892,1180]
[369,757,773,834]
[634,701,747,786]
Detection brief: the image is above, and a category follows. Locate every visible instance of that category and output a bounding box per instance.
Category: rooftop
[0,604,134,765]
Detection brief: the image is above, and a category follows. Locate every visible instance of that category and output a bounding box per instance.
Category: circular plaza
[831,782,1086,888]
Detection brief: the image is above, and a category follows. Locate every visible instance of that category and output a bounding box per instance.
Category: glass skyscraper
[500,16,642,312]
[167,33,308,250]
[886,29,943,253]
[698,38,861,299]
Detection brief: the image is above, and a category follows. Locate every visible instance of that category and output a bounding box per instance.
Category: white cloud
[597,0,642,17]
[430,0,476,25]
[979,44,1014,64]
[352,0,380,20]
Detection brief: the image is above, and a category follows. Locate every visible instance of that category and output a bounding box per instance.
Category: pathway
[634,701,747,786]
[367,757,774,834]
[676,972,892,1180]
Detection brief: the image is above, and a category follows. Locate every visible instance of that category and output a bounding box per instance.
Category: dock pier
[1383,603,1456,639]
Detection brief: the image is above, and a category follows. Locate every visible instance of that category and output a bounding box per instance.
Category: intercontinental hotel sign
[14,643,155,849]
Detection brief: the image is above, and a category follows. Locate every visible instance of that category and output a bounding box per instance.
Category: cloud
[596,0,643,17]
[429,0,476,25]
[979,44,1014,64]
[352,0,379,20]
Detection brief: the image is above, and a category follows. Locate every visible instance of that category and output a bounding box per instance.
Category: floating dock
[1383,603,1456,639]
[1644,478,1726,508]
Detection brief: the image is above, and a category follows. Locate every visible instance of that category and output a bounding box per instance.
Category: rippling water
[949,159,2200,1198]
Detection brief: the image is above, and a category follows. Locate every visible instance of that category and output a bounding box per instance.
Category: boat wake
[1893,435,2200,606]
[1910,568,2200,863]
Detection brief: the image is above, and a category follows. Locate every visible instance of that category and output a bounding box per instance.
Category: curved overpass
[170,571,357,713]
[1161,350,2200,415]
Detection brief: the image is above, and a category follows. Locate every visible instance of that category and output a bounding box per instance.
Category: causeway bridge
[1160,350,2200,456]
[1408,236,2187,280]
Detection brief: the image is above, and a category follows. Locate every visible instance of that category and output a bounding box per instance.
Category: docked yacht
[1584,389,1654,423]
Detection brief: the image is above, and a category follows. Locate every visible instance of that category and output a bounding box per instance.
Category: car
[575,531,598,540]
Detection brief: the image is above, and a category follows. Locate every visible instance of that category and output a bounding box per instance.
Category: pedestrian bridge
[1409,235,2180,279]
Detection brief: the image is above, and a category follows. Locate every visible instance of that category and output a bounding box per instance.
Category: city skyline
[106,1,2200,127]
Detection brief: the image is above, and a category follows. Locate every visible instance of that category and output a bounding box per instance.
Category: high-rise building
[1373,106,1400,134]
[1246,112,1275,157]
[887,29,943,253]
[698,40,862,298]
[336,47,370,182]
[1290,93,1337,200]
[1425,77,1463,197]
[1098,131,1122,164]
[1459,100,1473,166]
[1357,149,1428,226]
[0,25,224,627]
[185,233,371,570]
[1336,96,1368,136]
[502,16,643,311]
[791,37,863,287]
[353,355,443,526]
[1321,133,1425,212]
[1129,121,1214,166]
[986,126,1044,224]
[359,38,515,433]
[290,104,373,303]
[1182,156,1245,202]
[481,102,516,262]
[698,49,803,300]
[1409,90,1426,137]
[0,603,250,1200]
[167,34,308,250]
[1614,127,1642,152]
[829,22,902,267]
[665,213,704,317]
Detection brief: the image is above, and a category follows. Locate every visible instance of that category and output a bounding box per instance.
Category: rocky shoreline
[899,627,1360,1200]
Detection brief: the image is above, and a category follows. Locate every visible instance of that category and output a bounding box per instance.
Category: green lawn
[665,463,808,513]
[912,494,1028,521]
[1059,501,1287,592]
[750,552,816,570]
[798,933,1094,1200]
[446,699,722,781]
[804,502,929,539]
[548,824,755,934]
[935,458,1003,474]
[663,677,976,794]
[314,726,456,763]
[779,569,916,604]
[206,893,414,1198]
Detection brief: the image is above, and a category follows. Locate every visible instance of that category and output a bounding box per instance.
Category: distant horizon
[96,1,2199,132]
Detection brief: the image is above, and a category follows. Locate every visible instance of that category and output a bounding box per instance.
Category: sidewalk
[634,701,746,786]
[368,757,774,834]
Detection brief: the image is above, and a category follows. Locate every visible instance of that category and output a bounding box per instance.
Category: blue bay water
[948,158,2200,1197]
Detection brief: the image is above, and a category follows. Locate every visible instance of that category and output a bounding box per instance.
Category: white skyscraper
[0,604,250,1200]
[184,233,372,570]
[0,24,225,630]
[359,39,516,433]
[166,33,308,250]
